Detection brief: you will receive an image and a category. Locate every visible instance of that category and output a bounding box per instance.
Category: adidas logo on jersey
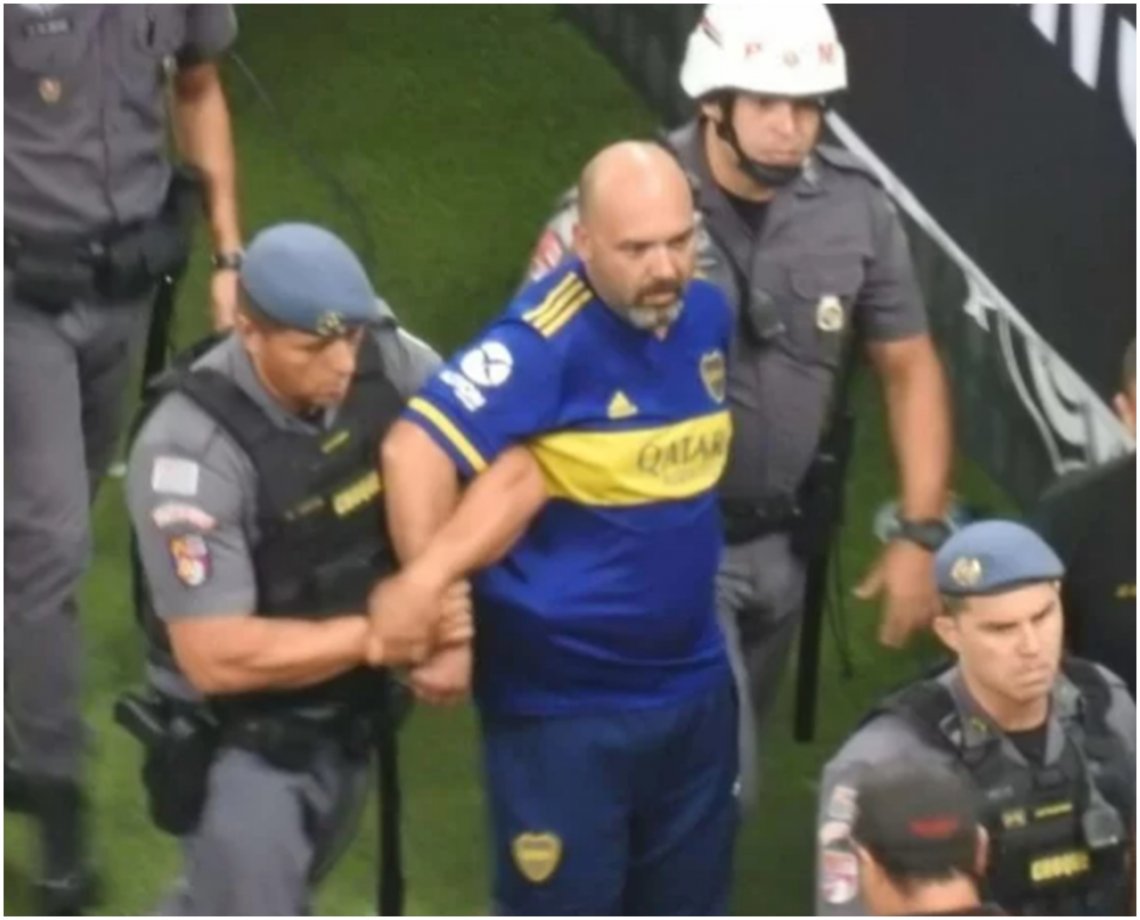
[606,391,639,419]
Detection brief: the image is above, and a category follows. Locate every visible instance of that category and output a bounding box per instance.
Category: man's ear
[699,98,723,124]
[1112,391,1136,437]
[234,310,261,356]
[571,221,590,262]
[853,842,875,875]
[931,609,961,655]
[974,826,989,878]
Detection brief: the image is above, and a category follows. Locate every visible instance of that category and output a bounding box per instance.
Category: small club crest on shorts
[511,831,562,883]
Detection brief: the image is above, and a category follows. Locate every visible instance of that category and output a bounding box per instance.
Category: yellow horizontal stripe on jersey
[536,287,592,337]
[407,397,488,473]
[522,274,585,329]
[529,411,732,506]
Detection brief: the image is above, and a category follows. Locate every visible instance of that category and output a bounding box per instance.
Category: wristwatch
[894,517,953,552]
[211,250,244,271]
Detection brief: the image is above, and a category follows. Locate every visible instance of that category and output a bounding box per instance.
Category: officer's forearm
[168,613,370,696]
[411,446,548,585]
[171,62,242,254]
[870,335,952,519]
[381,419,462,563]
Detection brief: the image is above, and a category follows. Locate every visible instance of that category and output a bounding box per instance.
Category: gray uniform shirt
[126,314,439,698]
[528,122,928,504]
[814,664,1136,914]
[4,4,237,237]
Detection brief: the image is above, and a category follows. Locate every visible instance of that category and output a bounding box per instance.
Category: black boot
[28,777,99,915]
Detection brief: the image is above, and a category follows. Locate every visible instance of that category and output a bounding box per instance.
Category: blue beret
[240,223,381,336]
[934,520,1064,597]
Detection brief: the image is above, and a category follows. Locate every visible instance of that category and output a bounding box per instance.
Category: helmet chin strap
[714,95,803,188]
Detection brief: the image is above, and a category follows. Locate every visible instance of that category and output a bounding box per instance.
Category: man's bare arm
[857,333,953,647]
[382,419,547,575]
[867,334,952,521]
[381,417,548,703]
[168,614,370,696]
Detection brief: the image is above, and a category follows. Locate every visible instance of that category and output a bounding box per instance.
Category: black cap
[852,762,980,877]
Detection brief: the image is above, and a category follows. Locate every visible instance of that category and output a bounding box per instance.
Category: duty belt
[222,709,376,772]
[720,495,799,545]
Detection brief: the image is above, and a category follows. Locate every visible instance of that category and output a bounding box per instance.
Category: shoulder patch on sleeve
[522,274,591,338]
[169,534,211,587]
[826,784,858,823]
[820,848,859,905]
[151,502,217,532]
[151,455,201,497]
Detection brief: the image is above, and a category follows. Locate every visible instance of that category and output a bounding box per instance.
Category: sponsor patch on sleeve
[151,456,201,497]
[459,340,513,388]
[169,534,211,588]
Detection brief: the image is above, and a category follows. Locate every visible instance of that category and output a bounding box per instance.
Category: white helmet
[680,2,847,100]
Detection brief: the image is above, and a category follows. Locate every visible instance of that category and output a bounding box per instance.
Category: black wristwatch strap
[894,517,952,552]
[211,250,244,271]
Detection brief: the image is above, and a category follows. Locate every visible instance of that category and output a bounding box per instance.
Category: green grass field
[3,7,1012,914]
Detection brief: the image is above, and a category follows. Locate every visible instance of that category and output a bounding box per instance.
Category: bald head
[577,141,693,225]
[572,141,698,332]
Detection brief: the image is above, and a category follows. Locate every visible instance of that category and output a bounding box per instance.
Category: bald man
[382,141,740,914]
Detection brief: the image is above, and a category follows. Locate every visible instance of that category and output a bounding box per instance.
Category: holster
[114,689,218,837]
[6,166,201,310]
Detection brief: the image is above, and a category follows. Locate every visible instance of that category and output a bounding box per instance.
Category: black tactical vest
[866,658,1132,915]
[135,334,405,717]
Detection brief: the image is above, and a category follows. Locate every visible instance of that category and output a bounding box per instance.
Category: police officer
[1032,340,1136,696]
[817,521,1136,916]
[847,762,1001,916]
[124,223,547,914]
[526,2,953,806]
[4,5,241,909]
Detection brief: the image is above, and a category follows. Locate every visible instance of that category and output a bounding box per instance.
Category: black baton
[141,273,179,389]
[794,546,831,743]
[376,697,405,915]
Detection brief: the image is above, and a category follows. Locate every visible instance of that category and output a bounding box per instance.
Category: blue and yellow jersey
[405,259,733,715]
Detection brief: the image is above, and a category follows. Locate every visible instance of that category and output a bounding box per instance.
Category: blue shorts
[480,676,739,915]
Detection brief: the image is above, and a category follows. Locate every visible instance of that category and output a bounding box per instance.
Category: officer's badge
[169,534,210,588]
[511,832,562,884]
[700,350,727,403]
[950,556,983,588]
[38,77,62,104]
[315,310,346,337]
[816,295,845,333]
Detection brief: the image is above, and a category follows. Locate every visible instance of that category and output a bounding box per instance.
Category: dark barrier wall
[564,4,1136,506]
